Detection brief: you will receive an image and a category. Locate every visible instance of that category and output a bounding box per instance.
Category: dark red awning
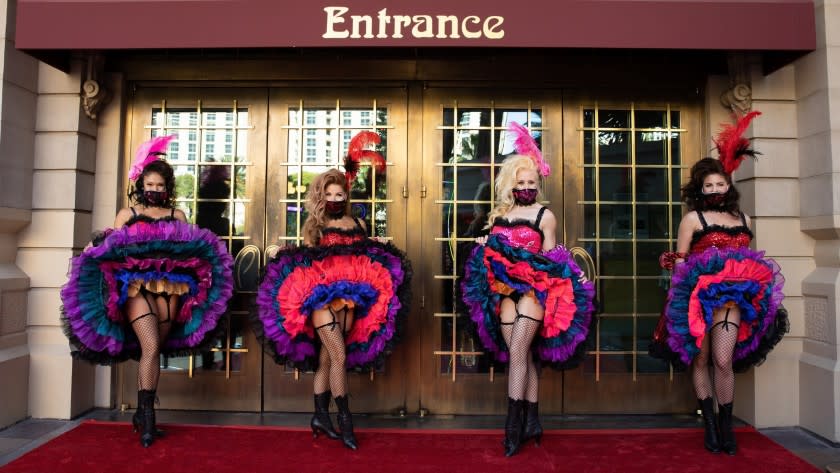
[16,0,816,51]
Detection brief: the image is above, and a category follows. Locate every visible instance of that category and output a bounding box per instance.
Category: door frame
[118,87,269,412]
[417,87,566,415]
[560,90,702,413]
[261,86,413,414]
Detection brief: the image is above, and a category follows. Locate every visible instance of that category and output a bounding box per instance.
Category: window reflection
[439,106,542,376]
[580,107,684,376]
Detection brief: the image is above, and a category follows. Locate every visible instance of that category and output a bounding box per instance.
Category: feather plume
[714,111,762,175]
[344,131,386,183]
[509,122,550,176]
[129,135,177,181]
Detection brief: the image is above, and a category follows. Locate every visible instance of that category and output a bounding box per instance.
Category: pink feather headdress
[713,111,762,175]
[343,131,386,184]
[508,122,550,176]
[128,135,176,181]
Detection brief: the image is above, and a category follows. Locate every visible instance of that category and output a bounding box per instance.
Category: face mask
[143,190,168,207]
[324,200,347,218]
[702,191,726,207]
[512,188,538,206]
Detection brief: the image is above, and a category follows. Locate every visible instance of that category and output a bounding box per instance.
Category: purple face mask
[512,188,538,206]
[143,190,169,207]
[324,200,347,218]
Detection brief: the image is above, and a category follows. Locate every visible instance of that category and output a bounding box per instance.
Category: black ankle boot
[503,398,525,457]
[138,389,158,448]
[718,402,737,455]
[522,401,543,446]
[311,391,340,440]
[334,395,358,450]
[133,391,165,438]
[698,398,720,453]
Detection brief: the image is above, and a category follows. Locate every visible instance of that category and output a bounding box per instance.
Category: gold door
[119,88,268,411]
[119,82,705,415]
[561,93,701,413]
[418,88,565,414]
[262,87,411,413]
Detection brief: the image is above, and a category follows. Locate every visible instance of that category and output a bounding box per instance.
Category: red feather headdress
[129,135,176,181]
[343,131,386,184]
[508,122,550,176]
[714,111,762,175]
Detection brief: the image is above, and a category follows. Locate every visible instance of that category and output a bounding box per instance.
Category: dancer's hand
[475,235,488,246]
[370,236,388,244]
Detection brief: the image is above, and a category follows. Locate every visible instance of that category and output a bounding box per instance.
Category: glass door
[119,87,268,411]
[262,87,411,413]
[561,93,701,413]
[418,88,565,414]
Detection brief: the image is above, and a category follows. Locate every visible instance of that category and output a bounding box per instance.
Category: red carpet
[1,420,819,473]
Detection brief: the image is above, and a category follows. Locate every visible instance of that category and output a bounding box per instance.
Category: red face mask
[702,192,726,207]
[324,200,346,218]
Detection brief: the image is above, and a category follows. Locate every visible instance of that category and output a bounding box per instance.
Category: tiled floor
[2,410,840,470]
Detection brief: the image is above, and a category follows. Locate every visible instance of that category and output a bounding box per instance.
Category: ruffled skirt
[460,234,596,369]
[254,240,412,371]
[60,220,234,364]
[653,246,788,372]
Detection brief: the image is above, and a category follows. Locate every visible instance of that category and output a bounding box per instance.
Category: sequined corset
[319,222,366,247]
[689,211,753,255]
[125,208,177,228]
[490,207,546,254]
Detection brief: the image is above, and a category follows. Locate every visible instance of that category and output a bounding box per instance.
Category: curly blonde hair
[485,154,543,229]
[302,169,351,245]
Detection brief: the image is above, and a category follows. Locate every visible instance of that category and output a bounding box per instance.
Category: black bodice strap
[534,206,547,228]
[696,210,708,229]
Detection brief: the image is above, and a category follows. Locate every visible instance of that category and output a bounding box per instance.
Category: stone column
[795,0,840,443]
[0,0,37,429]
[17,59,97,419]
[707,61,811,429]
[735,63,812,429]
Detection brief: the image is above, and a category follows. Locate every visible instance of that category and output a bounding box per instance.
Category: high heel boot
[138,389,159,448]
[334,395,358,450]
[132,391,165,438]
[311,391,340,440]
[503,398,525,457]
[699,397,721,453]
[718,402,737,455]
[521,401,543,446]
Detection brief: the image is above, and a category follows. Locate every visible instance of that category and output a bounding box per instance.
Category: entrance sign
[323,7,504,40]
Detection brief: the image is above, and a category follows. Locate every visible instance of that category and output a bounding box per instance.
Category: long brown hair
[681,157,741,213]
[302,169,351,245]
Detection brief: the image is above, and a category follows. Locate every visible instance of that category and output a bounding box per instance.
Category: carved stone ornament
[720,82,752,116]
[720,52,753,115]
[81,54,111,120]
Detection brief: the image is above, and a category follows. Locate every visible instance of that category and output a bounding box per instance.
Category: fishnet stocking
[132,314,160,390]
[507,315,542,401]
[502,320,540,403]
[692,307,741,403]
[313,345,331,394]
[692,337,713,400]
[711,317,739,404]
[316,323,347,397]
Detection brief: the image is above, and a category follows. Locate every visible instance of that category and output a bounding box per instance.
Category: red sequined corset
[319,225,366,247]
[490,207,547,254]
[689,211,753,255]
